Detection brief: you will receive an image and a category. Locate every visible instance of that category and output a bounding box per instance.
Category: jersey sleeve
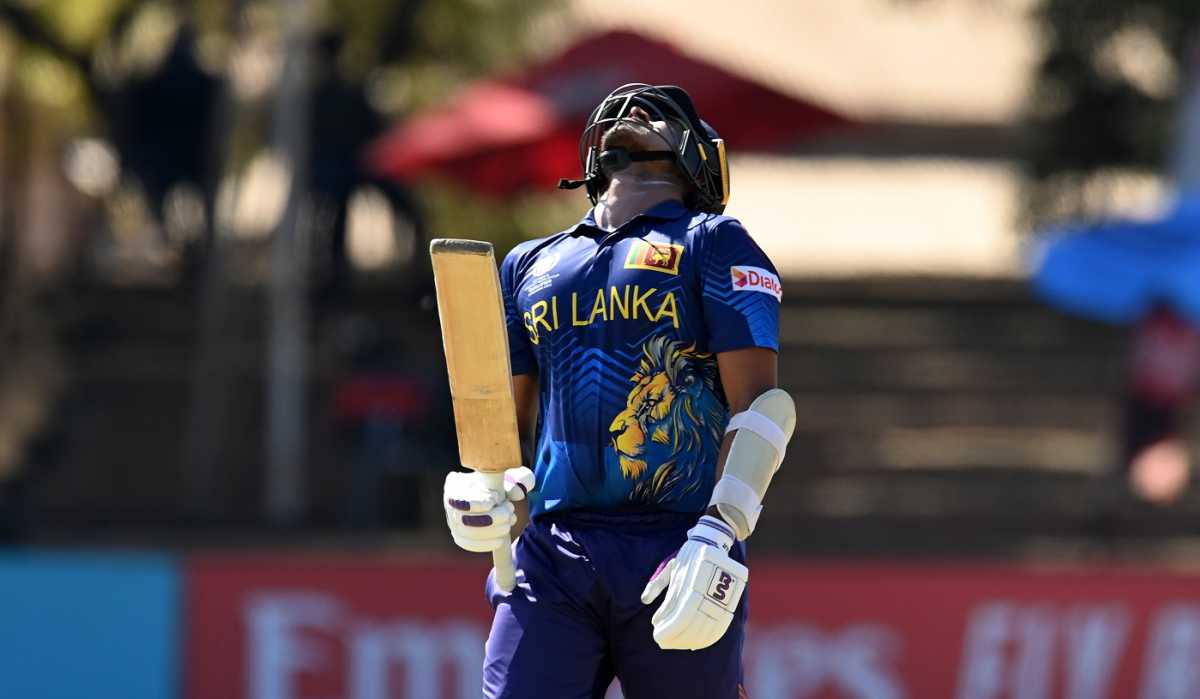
[698,219,782,353]
[499,248,537,375]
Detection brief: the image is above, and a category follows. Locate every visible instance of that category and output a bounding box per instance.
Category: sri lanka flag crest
[624,241,683,275]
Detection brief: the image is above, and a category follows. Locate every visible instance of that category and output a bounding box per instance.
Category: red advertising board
[186,555,1200,699]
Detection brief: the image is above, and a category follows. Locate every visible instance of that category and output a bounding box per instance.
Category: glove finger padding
[445,499,515,552]
[450,531,510,553]
[644,539,747,651]
[654,603,725,651]
[503,466,536,502]
[444,471,506,513]
[650,554,692,628]
[444,470,521,554]
[640,553,677,605]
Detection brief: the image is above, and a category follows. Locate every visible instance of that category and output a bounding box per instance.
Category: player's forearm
[512,372,539,458]
[706,435,737,521]
[708,348,792,538]
[511,372,538,537]
[712,348,778,478]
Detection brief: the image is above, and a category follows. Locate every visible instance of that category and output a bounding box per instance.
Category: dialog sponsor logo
[730,266,782,301]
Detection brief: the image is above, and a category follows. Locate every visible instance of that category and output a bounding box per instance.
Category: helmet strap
[557,148,676,192]
[557,177,588,190]
[598,148,675,177]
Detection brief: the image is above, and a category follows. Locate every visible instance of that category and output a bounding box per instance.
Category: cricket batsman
[442,83,795,698]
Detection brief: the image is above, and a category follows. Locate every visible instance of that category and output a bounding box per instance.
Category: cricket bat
[429,239,522,593]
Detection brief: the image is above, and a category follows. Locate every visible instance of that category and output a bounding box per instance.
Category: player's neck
[595,171,684,232]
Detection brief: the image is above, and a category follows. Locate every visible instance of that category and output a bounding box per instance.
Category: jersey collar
[568,200,690,238]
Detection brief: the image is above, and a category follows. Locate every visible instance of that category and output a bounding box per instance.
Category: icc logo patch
[624,241,683,275]
[530,252,560,277]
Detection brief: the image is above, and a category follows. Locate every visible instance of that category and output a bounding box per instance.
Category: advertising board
[0,552,180,699]
[185,556,1200,698]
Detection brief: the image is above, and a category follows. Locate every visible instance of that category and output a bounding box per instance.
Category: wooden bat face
[430,239,522,475]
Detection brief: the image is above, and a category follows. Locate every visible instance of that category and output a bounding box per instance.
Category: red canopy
[368,30,853,196]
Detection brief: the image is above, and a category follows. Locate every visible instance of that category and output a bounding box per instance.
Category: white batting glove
[640,515,747,650]
[443,467,535,553]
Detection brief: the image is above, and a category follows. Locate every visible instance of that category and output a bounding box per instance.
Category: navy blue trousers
[483,510,747,699]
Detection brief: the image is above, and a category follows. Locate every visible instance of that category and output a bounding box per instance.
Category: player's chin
[602,124,655,152]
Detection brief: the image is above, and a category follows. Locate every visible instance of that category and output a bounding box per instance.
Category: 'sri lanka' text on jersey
[523,284,682,343]
[500,201,781,518]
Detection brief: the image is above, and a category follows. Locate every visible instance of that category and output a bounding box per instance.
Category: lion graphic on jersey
[608,336,726,503]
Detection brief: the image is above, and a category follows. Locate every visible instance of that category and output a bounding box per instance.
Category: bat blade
[430,238,521,592]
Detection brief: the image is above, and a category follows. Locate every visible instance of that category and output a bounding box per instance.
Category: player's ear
[595,172,612,196]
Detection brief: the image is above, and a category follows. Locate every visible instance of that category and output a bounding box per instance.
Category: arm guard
[708,388,796,540]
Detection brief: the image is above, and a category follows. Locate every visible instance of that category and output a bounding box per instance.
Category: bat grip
[483,471,517,593]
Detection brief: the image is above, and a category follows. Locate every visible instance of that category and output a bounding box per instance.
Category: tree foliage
[0,0,561,158]
[1026,0,1200,222]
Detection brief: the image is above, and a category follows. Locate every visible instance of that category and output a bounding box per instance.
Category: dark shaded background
[0,0,1195,558]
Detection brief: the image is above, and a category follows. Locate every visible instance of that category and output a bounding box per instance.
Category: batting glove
[443,467,535,553]
[640,515,747,651]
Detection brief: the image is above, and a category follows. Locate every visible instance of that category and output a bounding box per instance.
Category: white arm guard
[708,388,796,540]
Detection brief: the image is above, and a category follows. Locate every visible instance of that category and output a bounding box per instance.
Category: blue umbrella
[1031,195,1200,327]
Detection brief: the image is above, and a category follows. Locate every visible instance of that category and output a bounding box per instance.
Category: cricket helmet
[558,83,730,214]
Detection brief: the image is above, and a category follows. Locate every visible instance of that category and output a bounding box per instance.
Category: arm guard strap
[708,388,796,540]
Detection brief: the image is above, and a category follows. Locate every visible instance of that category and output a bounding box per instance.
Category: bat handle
[483,471,517,593]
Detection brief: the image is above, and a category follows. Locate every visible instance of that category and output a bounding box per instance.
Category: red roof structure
[368,30,853,195]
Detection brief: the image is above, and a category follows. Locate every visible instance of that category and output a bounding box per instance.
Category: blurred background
[3,0,1200,697]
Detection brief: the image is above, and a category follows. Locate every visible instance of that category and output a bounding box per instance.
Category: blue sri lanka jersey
[500,200,781,518]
